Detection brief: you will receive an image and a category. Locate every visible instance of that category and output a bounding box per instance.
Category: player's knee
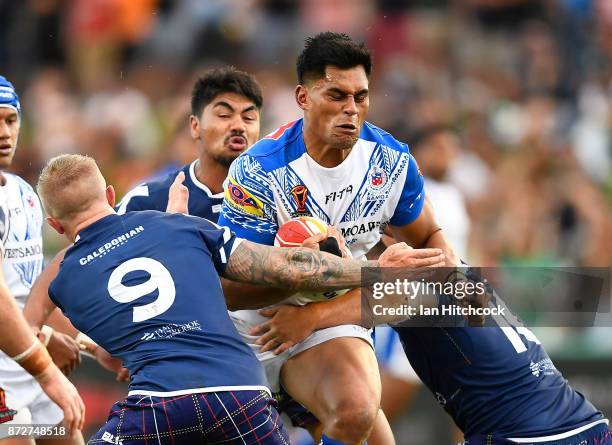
[327,400,378,444]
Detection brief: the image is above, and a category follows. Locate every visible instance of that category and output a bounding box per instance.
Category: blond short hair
[37,154,107,220]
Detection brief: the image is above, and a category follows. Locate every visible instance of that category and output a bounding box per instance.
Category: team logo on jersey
[529,358,556,377]
[226,178,265,217]
[290,185,311,217]
[368,166,387,189]
[0,387,17,424]
[26,195,35,208]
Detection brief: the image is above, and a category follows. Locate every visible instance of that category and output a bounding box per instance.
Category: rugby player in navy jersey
[33,154,429,445]
[234,33,611,445]
[116,66,262,218]
[24,65,263,381]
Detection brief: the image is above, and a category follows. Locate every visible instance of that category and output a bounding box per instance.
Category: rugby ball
[274,216,327,247]
[274,216,349,303]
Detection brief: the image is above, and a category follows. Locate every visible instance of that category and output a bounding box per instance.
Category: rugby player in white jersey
[0,75,85,444]
[0,271,84,439]
[218,33,455,445]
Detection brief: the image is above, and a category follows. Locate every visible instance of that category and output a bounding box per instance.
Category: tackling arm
[23,247,69,330]
[224,239,380,294]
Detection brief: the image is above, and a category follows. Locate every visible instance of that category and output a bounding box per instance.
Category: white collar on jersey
[189,160,224,198]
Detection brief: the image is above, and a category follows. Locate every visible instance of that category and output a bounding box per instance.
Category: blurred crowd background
[1,0,611,443]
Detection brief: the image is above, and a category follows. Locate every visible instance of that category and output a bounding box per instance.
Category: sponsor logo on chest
[325,185,354,204]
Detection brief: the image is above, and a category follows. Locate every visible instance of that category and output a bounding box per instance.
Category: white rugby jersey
[219,119,424,258]
[0,173,44,309]
[218,119,424,310]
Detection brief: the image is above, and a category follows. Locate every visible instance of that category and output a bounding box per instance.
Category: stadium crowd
[1,0,610,267]
[0,1,611,442]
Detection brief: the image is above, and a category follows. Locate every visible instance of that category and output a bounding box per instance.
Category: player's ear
[295,85,309,111]
[106,185,115,208]
[189,115,201,140]
[46,217,65,235]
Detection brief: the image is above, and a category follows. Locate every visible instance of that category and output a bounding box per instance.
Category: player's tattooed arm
[224,240,443,293]
[224,240,379,293]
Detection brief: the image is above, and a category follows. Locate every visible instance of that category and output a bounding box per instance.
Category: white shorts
[230,310,373,392]
[0,355,63,439]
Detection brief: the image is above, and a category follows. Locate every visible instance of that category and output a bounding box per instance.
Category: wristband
[75,332,96,346]
[75,332,97,358]
[11,339,39,362]
[11,340,53,378]
[39,325,54,347]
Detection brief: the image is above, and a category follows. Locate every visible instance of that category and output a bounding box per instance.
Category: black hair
[296,32,372,84]
[190,67,263,116]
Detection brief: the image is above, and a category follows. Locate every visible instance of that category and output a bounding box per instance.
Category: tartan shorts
[88,389,290,445]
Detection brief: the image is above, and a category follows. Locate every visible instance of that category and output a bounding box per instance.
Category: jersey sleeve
[191,216,243,276]
[47,278,65,313]
[116,184,159,214]
[217,154,278,245]
[389,154,425,226]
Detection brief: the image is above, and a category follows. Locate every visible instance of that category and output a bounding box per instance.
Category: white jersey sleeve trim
[189,160,224,198]
[229,238,244,255]
[117,185,149,215]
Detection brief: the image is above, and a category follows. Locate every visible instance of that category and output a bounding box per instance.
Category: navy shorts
[88,389,290,445]
[274,385,318,429]
[463,422,611,445]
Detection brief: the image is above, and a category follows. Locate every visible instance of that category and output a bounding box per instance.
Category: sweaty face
[0,107,19,170]
[192,92,260,167]
[302,66,369,151]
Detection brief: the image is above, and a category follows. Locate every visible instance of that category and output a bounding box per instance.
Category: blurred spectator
[411,124,471,258]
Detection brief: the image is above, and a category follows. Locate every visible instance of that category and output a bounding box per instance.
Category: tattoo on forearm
[224,241,379,291]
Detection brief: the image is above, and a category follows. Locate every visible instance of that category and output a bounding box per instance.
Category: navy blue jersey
[116,161,223,222]
[394,291,604,438]
[49,211,267,395]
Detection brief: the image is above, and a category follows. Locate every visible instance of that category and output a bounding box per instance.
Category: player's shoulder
[360,121,411,154]
[4,172,35,192]
[236,119,305,172]
[118,164,190,213]
[122,208,214,230]
[140,164,189,196]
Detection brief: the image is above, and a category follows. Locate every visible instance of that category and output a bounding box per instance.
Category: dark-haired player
[229,34,611,445]
[218,32,450,445]
[117,66,262,217]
